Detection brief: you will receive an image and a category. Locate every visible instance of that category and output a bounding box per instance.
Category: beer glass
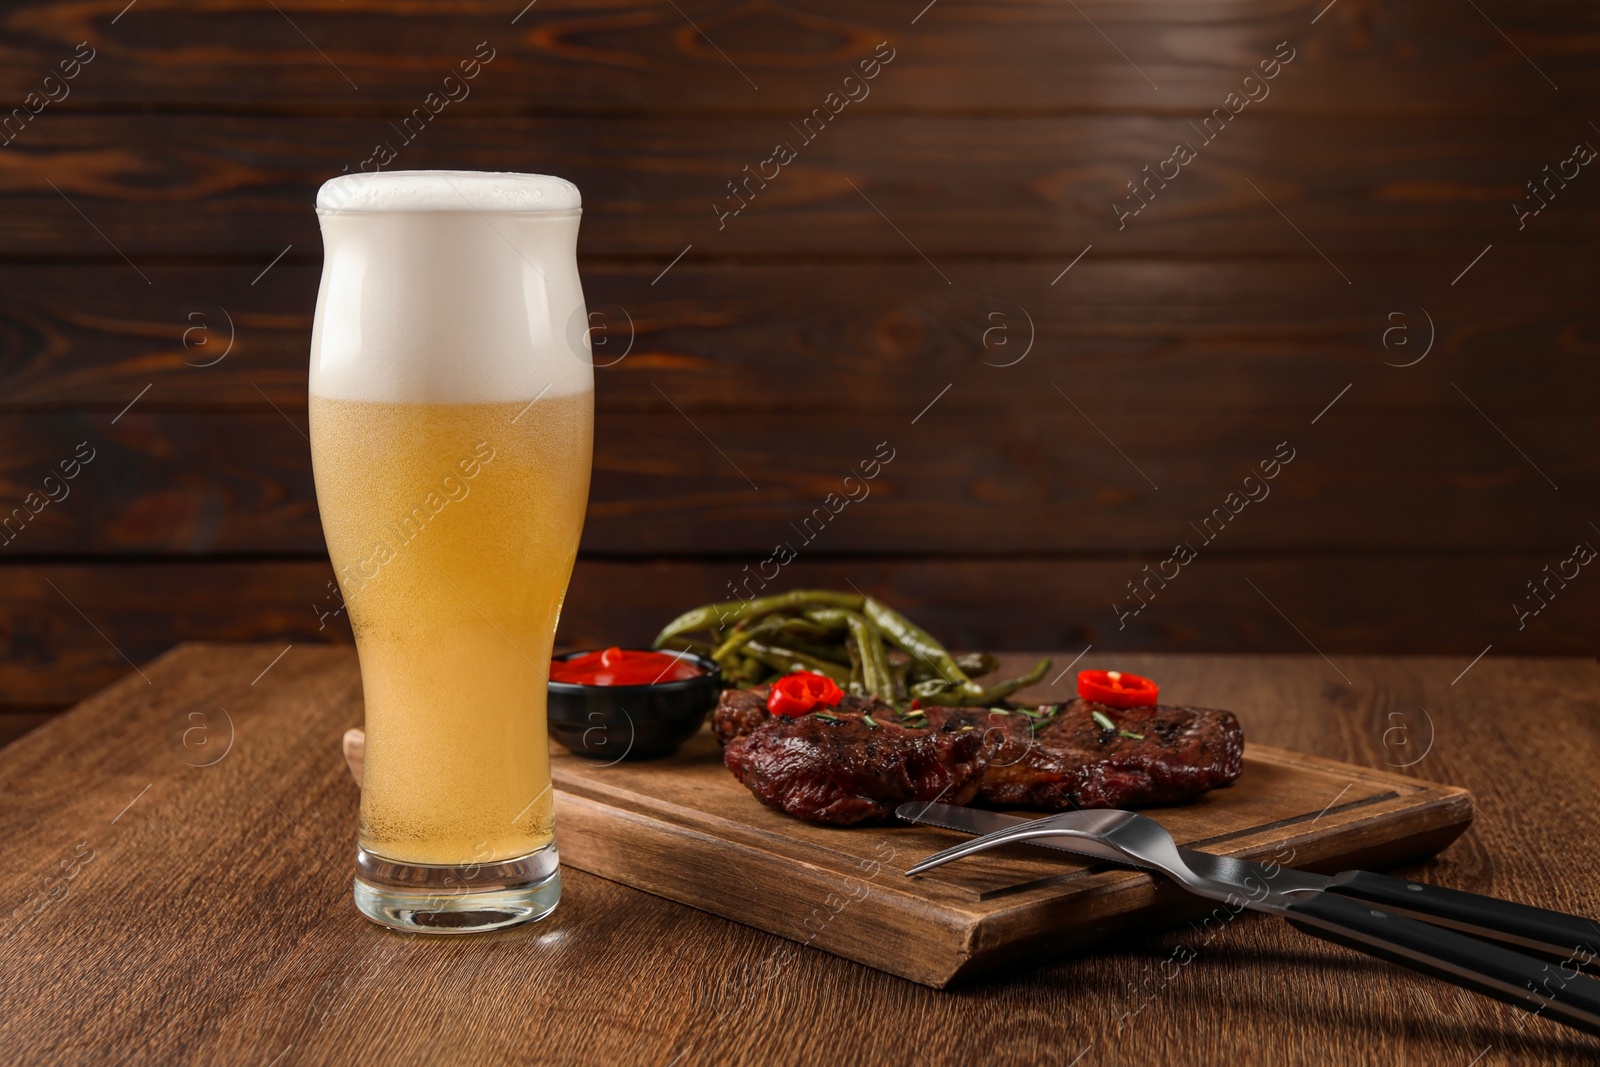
[309,171,593,932]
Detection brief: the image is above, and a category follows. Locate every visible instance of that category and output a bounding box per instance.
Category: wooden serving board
[552,726,1473,988]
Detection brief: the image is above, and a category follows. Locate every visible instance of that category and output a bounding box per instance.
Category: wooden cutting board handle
[343,728,365,787]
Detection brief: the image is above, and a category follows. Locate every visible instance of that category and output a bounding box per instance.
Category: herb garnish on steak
[715,688,1244,826]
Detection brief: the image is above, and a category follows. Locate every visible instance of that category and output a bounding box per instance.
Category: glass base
[353,840,561,934]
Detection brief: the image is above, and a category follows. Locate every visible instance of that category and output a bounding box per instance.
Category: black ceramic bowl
[547,650,722,761]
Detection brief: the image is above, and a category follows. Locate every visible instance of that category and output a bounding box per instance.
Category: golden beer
[311,394,591,865]
[310,170,593,931]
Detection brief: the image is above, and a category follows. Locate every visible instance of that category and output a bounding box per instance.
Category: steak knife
[898,801,1600,1037]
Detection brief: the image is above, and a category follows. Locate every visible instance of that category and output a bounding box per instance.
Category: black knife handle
[1327,870,1600,962]
[1284,892,1600,1038]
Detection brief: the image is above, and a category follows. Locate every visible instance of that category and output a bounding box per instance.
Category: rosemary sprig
[1119,729,1145,740]
[862,713,880,729]
[814,712,841,723]
[1091,709,1117,732]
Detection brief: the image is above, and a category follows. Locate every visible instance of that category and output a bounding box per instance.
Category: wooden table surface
[2,643,1598,1066]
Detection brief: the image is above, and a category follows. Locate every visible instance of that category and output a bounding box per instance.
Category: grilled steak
[716,688,1243,826]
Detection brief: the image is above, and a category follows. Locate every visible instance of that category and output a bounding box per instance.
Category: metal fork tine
[904,812,1098,875]
[904,826,1037,875]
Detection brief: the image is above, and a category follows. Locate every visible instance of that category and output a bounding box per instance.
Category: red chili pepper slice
[1077,669,1159,709]
[767,672,846,717]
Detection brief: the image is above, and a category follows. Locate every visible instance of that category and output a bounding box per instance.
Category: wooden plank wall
[0,0,1595,741]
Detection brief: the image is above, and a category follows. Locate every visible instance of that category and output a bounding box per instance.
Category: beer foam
[311,171,595,404]
[317,170,581,215]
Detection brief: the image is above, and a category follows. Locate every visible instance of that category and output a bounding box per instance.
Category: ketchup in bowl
[549,646,705,687]
[547,647,720,761]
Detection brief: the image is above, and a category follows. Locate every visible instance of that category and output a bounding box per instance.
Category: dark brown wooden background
[1,0,1595,744]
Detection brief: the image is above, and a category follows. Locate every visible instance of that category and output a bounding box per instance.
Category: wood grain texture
[3,259,1595,414]
[0,404,1591,556]
[1,115,1596,257]
[550,702,1471,986]
[0,0,1592,115]
[0,254,1589,561]
[0,645,1596,1065]
[0,556,1592,714]
[0,711,53,749]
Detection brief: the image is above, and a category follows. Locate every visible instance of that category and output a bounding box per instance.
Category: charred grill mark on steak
[715,687,1244,825]
[711,687,777,745]
[722,714,986,826]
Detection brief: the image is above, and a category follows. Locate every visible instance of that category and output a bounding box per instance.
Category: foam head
[316,170,582,216]
[310,171,592,404]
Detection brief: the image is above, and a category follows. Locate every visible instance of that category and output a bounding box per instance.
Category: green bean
[719,647,767,685]
[653,602,733,647]
[709,614,784,665]
[977,656,1051,703]
[738,655,769,685]
[744,641,851,685]
[778,637,853,666]
[911,677,959,700]
[657,589,1038,707]
[844,635,864,696]
[853,618,895,700]
[653,590,865,647]
[776,617,839,642]
[861,597,984,699]
[954,651,1000,678]
[917,657,1053,706]
[804,608,895,699]
[655,637,716,659]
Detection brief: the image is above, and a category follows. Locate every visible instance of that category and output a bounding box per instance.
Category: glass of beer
[309,171,593,932]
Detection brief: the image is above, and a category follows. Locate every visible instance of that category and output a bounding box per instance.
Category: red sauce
[550,646,705,686]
